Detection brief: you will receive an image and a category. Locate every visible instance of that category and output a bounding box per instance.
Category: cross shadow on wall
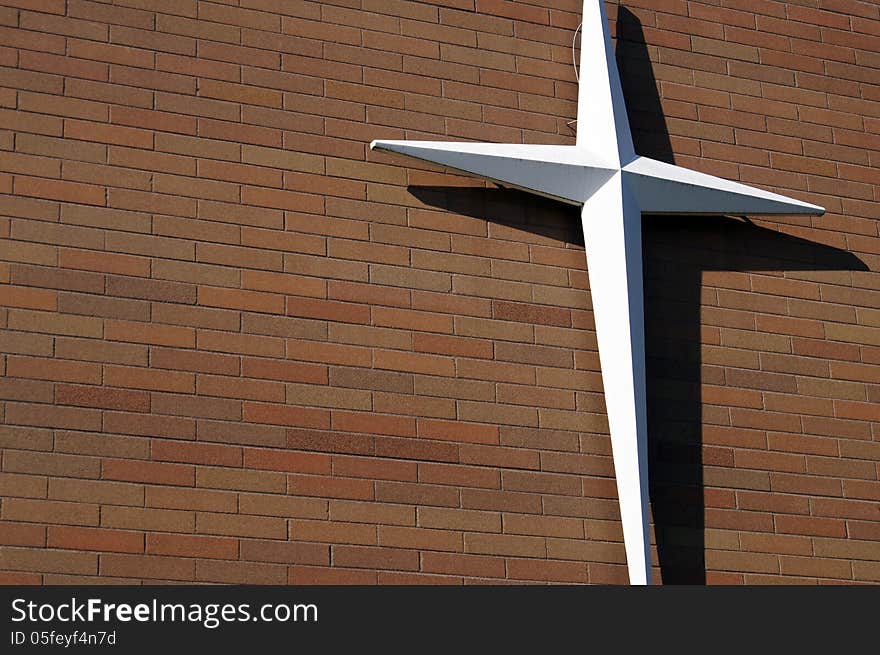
[406,8,868,584]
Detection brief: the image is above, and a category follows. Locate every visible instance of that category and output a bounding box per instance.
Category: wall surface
[0,0,878,584]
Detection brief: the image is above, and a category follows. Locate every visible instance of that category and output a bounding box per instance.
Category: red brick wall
[0,0,878,584]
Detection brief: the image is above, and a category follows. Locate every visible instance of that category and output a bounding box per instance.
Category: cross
[370,0,824,585]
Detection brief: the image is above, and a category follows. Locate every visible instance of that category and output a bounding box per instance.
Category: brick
[146,534,236,561]
[375,480,460,507]
[102,458,194,486]
[285,297,370,325]
[198,420,285,449]
[0,425,53,452]
[197,512,286,540]
[0,460,45,497]
[240,359,325,387]
[198,560,288,584]
[420,460,500,490]
[289,382,372,410]
[154,392,237,424]
[106,320,195,348]
[242,270,326,300]
[242,186,323,215]
[65,118,152,149]
[416,419,499,445]
[49,478,142,507]
[332,544,419,571]
[197,466,285,494]
[332,451,416,480]
[460,444,539,471]
[0,108,64,136]
[101,554,194,581]
[68,38,154,67]
[332,411,415,438]
[372,391,454,419]
[288,565,377,585]
[6,356,101,384]
[106,364,194,393]
[151,303,240,342]
[151,348,238,375]
[55,430,149,460]
[4,450,100,479]
[0,547,97,575]
[243,402,330,429]
[329,324,411,350]
[0,376,53,403]
[502,470,581,496]
[3,498,98,527]
[374,437,458,463]
[290,519,377,546]
[199,286,284,314]
[104,411,194,440]
[374,350,455,376]
[243,448,330,475]
[153,440,241,467]
[238,493,326,520]
[71,245,155,279]
[5,402,102,432]
[0,522,46,548]
[198,375,283,405]
[243,314,325,342]
[58,292,148,322]
[422,552,505,578]
[325,498,413,526]
[13,222,106,255]
[11,263,104,294]
[378,525,462,553]
[240,540,328,566]
[329,367,411,395]
[47,526,143,554]
[147,486,236,514]
[201,330,285,358]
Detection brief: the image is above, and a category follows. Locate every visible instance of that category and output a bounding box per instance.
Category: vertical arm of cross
[581,174,651,585]
[576,0,635,165]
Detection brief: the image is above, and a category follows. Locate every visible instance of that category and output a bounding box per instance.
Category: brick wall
[0,0,877,584]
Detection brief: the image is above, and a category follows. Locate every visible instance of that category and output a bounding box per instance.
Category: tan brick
[49,478,142,507]
[197,512,286,539]
[197,466,285,494]
[147,533,237,560]
[48,526,143,554]
[3,498,98,527]
[1,547,97,575]
[102,553,194,581]
[146,486,236,514]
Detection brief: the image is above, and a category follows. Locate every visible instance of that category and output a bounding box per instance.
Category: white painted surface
[575,0,635,165]
[623,156,825,215]
[580,173,651,585]
[370,0,825,585]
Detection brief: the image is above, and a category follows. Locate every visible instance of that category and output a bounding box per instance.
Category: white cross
[371,0,824,585]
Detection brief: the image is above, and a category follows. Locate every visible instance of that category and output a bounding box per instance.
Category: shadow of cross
[617,5,868,583]
[644,216,868,584]
[408,186,867,584]
[373,1,829,584]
